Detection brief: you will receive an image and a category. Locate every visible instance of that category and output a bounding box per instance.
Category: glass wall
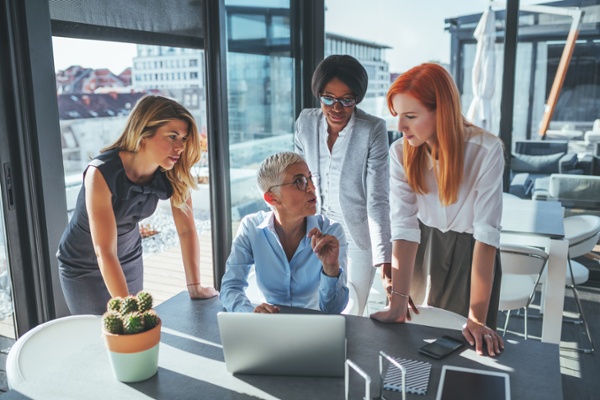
[225,0,296,227]
[454,2,600,149]
[324,0,497,133]
[53,38,211,304]
[0,190,15,339]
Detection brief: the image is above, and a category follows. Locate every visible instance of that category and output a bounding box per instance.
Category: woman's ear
[263,191,279,207]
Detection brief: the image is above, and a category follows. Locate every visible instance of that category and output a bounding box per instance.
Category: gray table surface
[4,292,563,399]
[502,197,564,238]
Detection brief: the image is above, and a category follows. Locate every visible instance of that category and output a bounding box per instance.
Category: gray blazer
[294,108,392,265]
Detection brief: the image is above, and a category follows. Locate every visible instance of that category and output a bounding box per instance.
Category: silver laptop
[217,312,346,377]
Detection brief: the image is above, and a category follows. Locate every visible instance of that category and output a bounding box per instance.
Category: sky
[325,0,549,73]
[52,0,549,74]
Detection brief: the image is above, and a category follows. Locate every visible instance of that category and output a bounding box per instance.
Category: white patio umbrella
[466,7,496,133]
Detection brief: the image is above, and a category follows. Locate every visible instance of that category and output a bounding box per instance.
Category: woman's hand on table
[462,318,504,357]
[370,296,418,323]
[253,303,280,313]
[187,284,219,299]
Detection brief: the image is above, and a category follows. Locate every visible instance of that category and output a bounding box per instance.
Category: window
[53,38,211,305]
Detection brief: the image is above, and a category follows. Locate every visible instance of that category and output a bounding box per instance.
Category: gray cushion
[511,152,565,173]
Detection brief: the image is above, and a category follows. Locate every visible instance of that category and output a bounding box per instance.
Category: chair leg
[524,307,528,340]
[559,258,594,353]
[502,310,511,337]
[569,284,595,354]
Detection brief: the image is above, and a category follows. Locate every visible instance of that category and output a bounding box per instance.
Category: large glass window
[455,3,600,149]
[225,0,295,229]
[325,0,495,133]
[0,191,15,339]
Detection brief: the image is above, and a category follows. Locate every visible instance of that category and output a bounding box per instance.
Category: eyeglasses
[319,96,357,108]
[268,175,313,192]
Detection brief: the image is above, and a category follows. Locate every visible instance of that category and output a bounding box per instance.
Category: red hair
[387,63,467,206]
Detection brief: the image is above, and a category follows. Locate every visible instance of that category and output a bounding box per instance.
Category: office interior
[1,0,600,397]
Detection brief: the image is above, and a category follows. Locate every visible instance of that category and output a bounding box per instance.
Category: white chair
[406,306,468,331]
[498,243,549,339]
[562,215,600,353]
[245,268,266,305]
[342,283,359,315]
[6,315,102,388]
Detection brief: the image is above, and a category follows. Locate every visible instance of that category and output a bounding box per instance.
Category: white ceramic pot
[103,319,161,382]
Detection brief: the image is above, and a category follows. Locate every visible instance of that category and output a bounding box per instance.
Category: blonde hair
[102,95,199,209]
[387,63,467,206]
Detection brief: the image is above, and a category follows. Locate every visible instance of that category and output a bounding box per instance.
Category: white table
[501,196,568,344]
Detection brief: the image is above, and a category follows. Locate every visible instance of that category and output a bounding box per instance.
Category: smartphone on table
[418,335,465,359]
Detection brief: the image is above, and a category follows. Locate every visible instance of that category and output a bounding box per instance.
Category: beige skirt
[411,220,502,330]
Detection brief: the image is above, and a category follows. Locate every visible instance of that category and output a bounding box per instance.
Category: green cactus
[136,291,154,312]
[102,292,159,335]
[102,311,123,334]
[107,297,123,313]
[143,310,159,330]
[123,312,145,334]
[120,295,139,314]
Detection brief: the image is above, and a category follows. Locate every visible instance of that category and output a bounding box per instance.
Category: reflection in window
[0,187,15,339]
[226,0,294,222]
[53,37,209,250]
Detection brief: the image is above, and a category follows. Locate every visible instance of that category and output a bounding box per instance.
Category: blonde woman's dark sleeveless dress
[57,149,172,314]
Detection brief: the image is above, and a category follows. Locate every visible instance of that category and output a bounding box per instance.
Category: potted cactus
[102,291,162,382]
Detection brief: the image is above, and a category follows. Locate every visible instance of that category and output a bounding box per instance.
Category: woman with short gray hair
[256,151,306,194]
[220,152,349,313]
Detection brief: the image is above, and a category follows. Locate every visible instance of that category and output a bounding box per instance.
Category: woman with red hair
[371,63,505,357]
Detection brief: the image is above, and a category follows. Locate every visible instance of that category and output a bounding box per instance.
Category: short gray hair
[257,152,306,193]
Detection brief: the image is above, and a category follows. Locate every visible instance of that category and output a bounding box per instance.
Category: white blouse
[389,125,505,248]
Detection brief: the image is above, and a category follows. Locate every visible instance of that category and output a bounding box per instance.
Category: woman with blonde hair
[57,95,217,314]
[371,63,505,357]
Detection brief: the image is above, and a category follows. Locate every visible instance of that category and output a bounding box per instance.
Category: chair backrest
[564,215,600,258]
[6,315,102,389]
[514,140,568,156]
[548,174,600,210]
[500,243,549,276]
[406,306,467,331]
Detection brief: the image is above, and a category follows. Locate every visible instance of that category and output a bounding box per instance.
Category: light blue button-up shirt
[220,211,349,313]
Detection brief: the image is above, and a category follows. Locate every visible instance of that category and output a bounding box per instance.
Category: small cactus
[143,310,159,330]
[107,297,123,313]
[123,312,145,334]
[136,291,153,312]
[120,295,139,314]
[103,311,123,334]
[101,292,159,335]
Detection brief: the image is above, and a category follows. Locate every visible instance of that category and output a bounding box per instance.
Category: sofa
[509,140,579,198]
[532,173,600,210]
[575,142,600,176]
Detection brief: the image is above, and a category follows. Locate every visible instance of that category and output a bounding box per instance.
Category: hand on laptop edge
[253,303,281,313]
